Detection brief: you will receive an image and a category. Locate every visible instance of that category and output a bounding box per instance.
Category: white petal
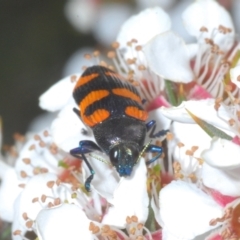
[160,99,212,123]
[201,137,240,169]
[117,7,171,51]
[182,0,234,45]
[144,31,194,83]
[64,0,97,33]
[0,159,11,177]
[102,158,149,227]
[230,64,240,88]
[170,121,211,168]
[187,43,198,59]
[51,104,95,152]
[28,112,58,132]
[36,203,93,240]
[202,162,240,196]
[160,99,235,136]
[15,131,58,178]
[0,167,22,221]
[39,75,79,112]
[12,173,58,236]
[86,154,119,202]
[136,0,176,10]
[116,7,171,69]
[160,181,222,240]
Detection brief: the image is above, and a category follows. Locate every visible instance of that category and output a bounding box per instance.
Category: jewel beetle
[70,65,165,191]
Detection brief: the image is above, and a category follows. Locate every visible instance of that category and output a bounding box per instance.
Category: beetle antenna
[137,140,152,163]
[89,153,111,166]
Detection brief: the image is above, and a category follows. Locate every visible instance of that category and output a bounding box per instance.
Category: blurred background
[0,0,238,146]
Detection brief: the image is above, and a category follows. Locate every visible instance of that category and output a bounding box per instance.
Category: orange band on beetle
[125,106,148,121]
[105,71,125,81]
[82,109,110,127]
[74,73,99,90]
[112,88,141,103]
[80,89,109,117]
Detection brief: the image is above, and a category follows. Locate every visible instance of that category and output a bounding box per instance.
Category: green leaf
[58,160,69,169]
[1,225,11,239]
[145,202,157,232]
[185,108,233,140]
[165,80,177,106]
[177,83,186,105]
[152,164,161,173]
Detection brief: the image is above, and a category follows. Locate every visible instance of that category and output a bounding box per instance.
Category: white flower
[117,6,171,59]
[102,158,149,227]
[36,203,94,240]
[159,181,223,240]
[39,74,80,112]
[201,137,240,197]
[143,0,237,98]
[160,99,235,134]
[0,161,22,222]
[144,31,194,83]
[12,173,60,239]
[182,0,234,47]
[158,98,240,239]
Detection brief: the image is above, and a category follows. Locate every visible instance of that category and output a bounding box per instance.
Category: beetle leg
[73,107,81,117]
[146,120,156,132]
[70,140,102,191]
[146,120,169,138]
[144,144,163,165]
[73,108,91,135]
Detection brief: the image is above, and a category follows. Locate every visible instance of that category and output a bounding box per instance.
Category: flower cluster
[1,0,240,240]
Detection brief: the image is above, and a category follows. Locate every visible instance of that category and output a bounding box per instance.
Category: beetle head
[109,142,139,176]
